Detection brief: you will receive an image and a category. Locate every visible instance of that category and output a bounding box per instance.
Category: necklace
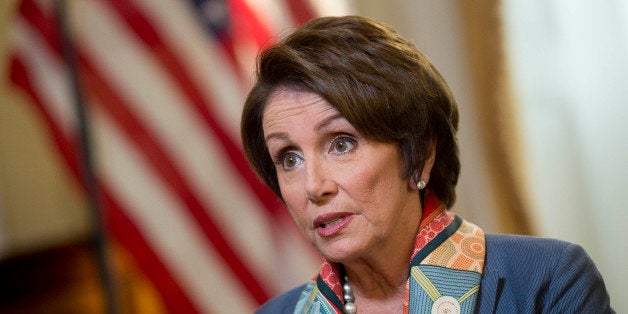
[342,275,357,314]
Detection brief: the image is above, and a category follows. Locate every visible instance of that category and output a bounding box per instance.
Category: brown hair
[241,16,460,207]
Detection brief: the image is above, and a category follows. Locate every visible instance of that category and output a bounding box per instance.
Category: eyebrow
[264,113,346,143]
[264,132,290,143]
[314,113,345,132]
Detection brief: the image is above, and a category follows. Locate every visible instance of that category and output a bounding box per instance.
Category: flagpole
[54,1,118,313]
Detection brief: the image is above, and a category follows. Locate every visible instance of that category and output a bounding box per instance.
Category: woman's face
[262,89,423,263]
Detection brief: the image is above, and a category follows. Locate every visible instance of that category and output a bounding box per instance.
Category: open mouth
[313,213,353,237]
[319,218,343,228]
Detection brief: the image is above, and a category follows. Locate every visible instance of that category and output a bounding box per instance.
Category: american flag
[7,0,349,312]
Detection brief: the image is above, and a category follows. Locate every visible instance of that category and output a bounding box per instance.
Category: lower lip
[316,215,353,238]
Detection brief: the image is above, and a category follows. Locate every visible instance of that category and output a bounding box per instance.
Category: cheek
[277,175,309,225]
[341,160,405,216]
[342,166,385,200]
[278,174,301,205]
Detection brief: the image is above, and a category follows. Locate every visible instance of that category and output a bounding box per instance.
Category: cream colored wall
[502,1,628,310]
[0,0,90,258]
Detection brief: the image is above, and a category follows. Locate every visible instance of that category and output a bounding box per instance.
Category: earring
[416,180,426,190]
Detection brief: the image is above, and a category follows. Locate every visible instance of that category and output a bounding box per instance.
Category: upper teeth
[322,218,342,228]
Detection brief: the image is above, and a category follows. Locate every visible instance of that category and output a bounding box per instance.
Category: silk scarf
[294,192,486,314]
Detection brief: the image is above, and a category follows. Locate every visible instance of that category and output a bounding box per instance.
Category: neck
[343,243,411,300]
[341,255,409,313]
[342,211,420,301]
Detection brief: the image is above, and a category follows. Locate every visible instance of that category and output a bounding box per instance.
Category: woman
[241,16,612,313]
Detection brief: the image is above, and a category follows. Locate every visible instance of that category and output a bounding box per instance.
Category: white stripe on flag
[245,0,295,34]
[11,20,76,136]
[308,0,354,16]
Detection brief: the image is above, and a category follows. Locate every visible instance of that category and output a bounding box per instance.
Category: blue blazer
[256,234,613,313]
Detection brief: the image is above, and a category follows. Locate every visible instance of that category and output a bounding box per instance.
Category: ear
[409,141,436,190]
[421,141,436,184]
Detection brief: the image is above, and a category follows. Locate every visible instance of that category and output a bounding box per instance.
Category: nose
[305,157,337,204]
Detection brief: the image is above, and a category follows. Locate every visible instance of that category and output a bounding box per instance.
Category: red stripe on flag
[19,0,271,305]
[9,56,200,313]
[285,0,316,25]
[215,35,247,83]
[103,191,202,314]
[18,0,62,52]
[228,0,275,48]
[104,0,284,219]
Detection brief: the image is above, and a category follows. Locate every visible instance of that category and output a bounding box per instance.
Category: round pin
[431,296,460,314]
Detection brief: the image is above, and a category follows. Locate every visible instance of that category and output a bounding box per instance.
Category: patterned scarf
[294,192,486,314]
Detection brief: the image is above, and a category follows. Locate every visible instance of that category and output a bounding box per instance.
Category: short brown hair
[241,16,460,207]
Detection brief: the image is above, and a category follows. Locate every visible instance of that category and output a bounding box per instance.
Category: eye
[329,136,356,155]
[280,151,304,170]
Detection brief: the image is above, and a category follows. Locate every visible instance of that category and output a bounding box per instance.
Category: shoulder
[484,233,600,279]
[486,232,569,251]
[483,234,592,290]
[481,234,613,312]
[482,233,580,293]
[255,284,307,314]
[485,233,575,264]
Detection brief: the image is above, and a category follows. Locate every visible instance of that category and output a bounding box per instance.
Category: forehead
[262,89,339,131]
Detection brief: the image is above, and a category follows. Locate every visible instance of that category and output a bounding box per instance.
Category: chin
[316,237,363,263]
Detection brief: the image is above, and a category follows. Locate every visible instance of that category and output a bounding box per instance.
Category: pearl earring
[416,180,426,190]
